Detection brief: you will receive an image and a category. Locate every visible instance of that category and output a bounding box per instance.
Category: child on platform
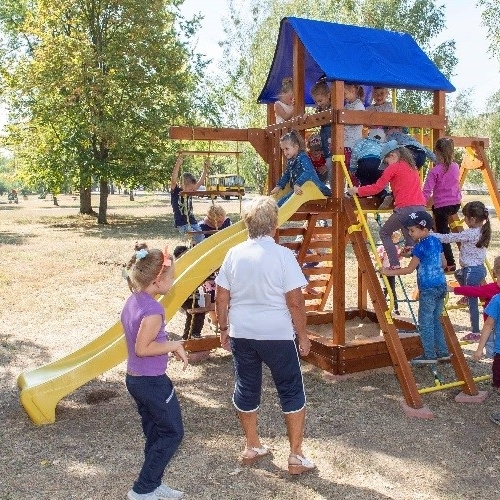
[307,133,328,184]
[366,87,393,114]
[270,129,331,207]
[274,77,295,124]
[343,82,365,167]
[349,128,387,198]
[310,81,333,178]
[434,201,491,343]
[122,242,187,500]
[347,140,426,271]
[422,137,462,273]
[385,126,437,169]
[170,156,209,245]
[381,211,450,364]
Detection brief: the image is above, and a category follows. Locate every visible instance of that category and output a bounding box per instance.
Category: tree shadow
[0,231,34,246]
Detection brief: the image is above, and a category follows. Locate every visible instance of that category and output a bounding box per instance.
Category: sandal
[288,454,316,475]
[241,446,270,465]
[460,332,481,343]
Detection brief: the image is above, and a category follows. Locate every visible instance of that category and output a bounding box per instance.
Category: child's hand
[172,342,189,370]
[346,186,358,196]
[472,348,483,362]
[446,285,455,293]
[293,185,303,195]
[270,187,279,195]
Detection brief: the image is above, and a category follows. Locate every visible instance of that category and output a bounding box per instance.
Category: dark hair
[434,138,454,171]
[280,129,306,152]
[173,245,189,259]
[462,201,491,248]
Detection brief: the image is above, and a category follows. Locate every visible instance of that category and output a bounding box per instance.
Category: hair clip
[136,248,148,260]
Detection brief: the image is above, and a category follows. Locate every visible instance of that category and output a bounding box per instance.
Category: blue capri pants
[230,337,306,414]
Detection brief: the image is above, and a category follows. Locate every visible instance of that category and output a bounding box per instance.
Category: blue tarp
[258,17,455,105]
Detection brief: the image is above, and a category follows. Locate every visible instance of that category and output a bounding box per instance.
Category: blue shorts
[230,337,306,414]
[177,223,204,244]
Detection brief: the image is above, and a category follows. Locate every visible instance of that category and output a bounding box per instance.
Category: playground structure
[17,17,500,424]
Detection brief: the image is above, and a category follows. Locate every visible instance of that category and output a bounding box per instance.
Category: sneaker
[490,413,500,426]
[410,355,437,365]
[456,297,468,307]
[460,332,481,343]
[155,484,184,499]
[378,195,394,210]
[127,490,158,500]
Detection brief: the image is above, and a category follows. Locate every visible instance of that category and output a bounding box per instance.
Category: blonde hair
[280,129,306,152]
[280,77,293,96]
[207,204,227,227]
[243,196,278,239]
[124,242,173,292]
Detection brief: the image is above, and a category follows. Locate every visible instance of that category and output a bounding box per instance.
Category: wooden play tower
[170,18,498,416]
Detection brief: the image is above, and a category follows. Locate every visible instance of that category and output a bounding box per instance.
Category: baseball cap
[403,211,434,229]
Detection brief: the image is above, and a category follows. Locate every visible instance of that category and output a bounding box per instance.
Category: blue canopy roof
[258,17,455,105]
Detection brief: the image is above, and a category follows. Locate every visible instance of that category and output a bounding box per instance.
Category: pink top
[357,160,426,208]
[422,162,461,208]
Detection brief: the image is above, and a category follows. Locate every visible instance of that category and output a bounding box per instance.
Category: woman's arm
[285,287,311,356]
[215,284,231,351]
[135,315,188,368]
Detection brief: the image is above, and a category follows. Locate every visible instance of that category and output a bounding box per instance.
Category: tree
[0,0,205,223]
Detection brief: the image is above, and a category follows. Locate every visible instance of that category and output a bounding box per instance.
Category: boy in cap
[380,210,450,364]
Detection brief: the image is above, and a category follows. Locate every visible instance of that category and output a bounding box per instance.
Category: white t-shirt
[215,236,307,340]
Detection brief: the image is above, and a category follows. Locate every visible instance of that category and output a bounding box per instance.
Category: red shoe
[460,332,481,343]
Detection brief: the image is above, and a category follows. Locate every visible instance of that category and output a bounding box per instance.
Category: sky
[180,0,500,114]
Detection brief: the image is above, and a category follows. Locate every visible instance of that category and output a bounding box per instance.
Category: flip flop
[241,446,271,465]
[288,454,316,475]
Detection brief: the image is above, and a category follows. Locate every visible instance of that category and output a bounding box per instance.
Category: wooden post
[331,81,346,345]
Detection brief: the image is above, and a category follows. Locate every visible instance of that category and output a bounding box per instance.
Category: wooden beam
[293,33,305,118]
[337,110,447,129]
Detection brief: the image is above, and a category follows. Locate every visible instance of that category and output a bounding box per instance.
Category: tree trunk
[52,194,59,206]
[129,189,134,201]
[79,187,96,215]
[98,178,109,224]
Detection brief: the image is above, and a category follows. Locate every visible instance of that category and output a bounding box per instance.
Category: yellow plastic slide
[18,182,326,424]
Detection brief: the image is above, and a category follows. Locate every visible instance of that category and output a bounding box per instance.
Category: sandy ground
[1,192,500,500]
